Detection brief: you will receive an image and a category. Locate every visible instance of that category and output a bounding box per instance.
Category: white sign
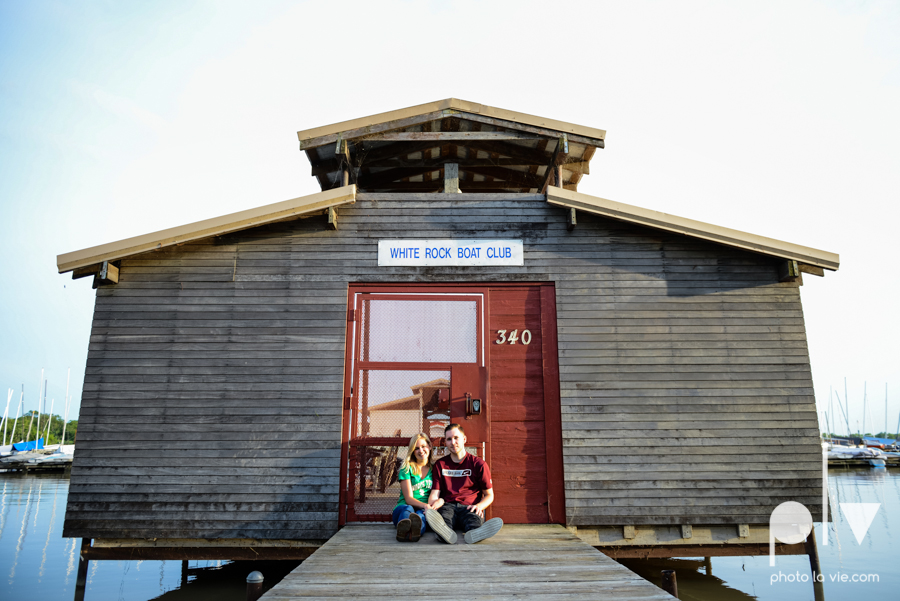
[378,239,524,267]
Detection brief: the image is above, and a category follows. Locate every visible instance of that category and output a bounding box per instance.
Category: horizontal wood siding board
[68,195,821,538]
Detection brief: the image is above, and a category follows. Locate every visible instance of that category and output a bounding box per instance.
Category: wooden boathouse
[58,99,838,567]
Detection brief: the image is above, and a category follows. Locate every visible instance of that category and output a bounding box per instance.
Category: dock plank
[261,524,673,600]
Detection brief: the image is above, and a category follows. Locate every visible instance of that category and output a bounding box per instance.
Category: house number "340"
[495,329,532,345]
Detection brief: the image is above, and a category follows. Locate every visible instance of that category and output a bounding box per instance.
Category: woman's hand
[428,498,444,511]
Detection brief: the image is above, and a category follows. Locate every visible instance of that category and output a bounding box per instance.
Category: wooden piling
[661,570,678,598]
[73,539,91,601]
[806,530,825,601]
[247,571,264,601]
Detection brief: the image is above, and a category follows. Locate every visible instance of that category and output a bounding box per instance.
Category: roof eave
[547,186,840,271]
[57,186,357,273]
[297,98,606,150]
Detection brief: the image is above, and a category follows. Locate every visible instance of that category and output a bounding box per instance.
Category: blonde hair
[400,433,433,477]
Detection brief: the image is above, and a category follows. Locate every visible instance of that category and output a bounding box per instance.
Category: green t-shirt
[394,465,432,509]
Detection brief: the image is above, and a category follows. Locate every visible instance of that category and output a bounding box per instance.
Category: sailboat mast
[1,389,11,446]
[26,371,42,447]
[835,390,851,436]
[38,378,47,445]
[11,387,23,444]
[61,368,70,447]
[829,386,834,436]
[863,382,867,437]
[44,399,54,444]
[845,377,850,436]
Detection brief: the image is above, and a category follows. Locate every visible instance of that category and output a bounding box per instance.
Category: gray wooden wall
[64,194,822,540]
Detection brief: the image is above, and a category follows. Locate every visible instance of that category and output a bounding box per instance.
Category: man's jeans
[436,501,484,532]
[392,504,427,534]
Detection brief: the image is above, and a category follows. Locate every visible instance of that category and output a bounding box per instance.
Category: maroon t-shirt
[430,453,492,505]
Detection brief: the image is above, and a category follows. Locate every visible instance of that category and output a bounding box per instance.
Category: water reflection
[0,473,298,599]
[620,558,758,601]
[619,467,899,600]
[1,469,897,600]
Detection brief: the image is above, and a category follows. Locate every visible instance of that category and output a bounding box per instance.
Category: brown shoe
[408,513,422,542]
[396,518,412,542]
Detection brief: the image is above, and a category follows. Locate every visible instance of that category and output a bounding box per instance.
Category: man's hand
[466,504,484,518]
[428,498,444,511]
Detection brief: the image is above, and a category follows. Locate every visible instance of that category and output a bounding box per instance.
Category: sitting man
[425,423,503,544]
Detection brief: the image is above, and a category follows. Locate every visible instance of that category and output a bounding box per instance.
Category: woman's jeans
[392,504,427,534]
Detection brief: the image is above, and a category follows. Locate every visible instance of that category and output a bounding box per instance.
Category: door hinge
[347,309,356,322]
[344,396,351,410]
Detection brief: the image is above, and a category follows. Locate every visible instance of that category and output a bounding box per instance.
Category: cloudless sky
[1,0,898,435]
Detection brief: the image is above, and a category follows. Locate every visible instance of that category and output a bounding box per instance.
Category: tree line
[2,411,78,445]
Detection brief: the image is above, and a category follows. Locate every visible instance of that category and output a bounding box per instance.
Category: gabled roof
[57,101,838,275]
[298,99,604,194]
[547,187,839,271]
[57,183,838,275]
[57,186,356,273]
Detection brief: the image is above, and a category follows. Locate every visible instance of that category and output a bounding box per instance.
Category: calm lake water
[1,468,897,600]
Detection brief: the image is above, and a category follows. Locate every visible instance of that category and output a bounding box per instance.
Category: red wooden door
[487,284,564,524]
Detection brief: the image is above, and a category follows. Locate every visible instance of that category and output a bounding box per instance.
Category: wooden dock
[829,458,900,468]
[261,524,675,600]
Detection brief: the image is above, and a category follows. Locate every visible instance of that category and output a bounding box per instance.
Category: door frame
[340,284,491,525]
[339,282,564,525]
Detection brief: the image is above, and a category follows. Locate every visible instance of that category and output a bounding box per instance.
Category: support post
[181,560,189,588]
[704,556,712,576]
[73,539,91,601]
[566,208,576,231]
[246,571,264,601]
[540,134,569,193]
[661,570,678,598]
[806,529,825,601]
[444,163,459,193]
[335,136,350,188]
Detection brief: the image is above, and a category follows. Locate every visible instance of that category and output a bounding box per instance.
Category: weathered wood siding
[64,194,821,539]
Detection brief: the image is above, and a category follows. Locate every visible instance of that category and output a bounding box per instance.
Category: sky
[0,0,898,435]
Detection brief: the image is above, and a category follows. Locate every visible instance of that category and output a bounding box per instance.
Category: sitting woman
[393,433,441,542]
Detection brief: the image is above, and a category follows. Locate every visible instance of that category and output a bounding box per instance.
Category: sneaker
[408,513,422,542]
[425,508,457,544]
[396,518,412,542]
[464,517,503,544]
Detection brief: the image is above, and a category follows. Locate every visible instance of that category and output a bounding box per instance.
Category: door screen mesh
[348,369,450,520]
[360,299,477,363]
[347,296,480,522]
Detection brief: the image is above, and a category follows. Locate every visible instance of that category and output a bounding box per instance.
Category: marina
[0,445,75,473]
